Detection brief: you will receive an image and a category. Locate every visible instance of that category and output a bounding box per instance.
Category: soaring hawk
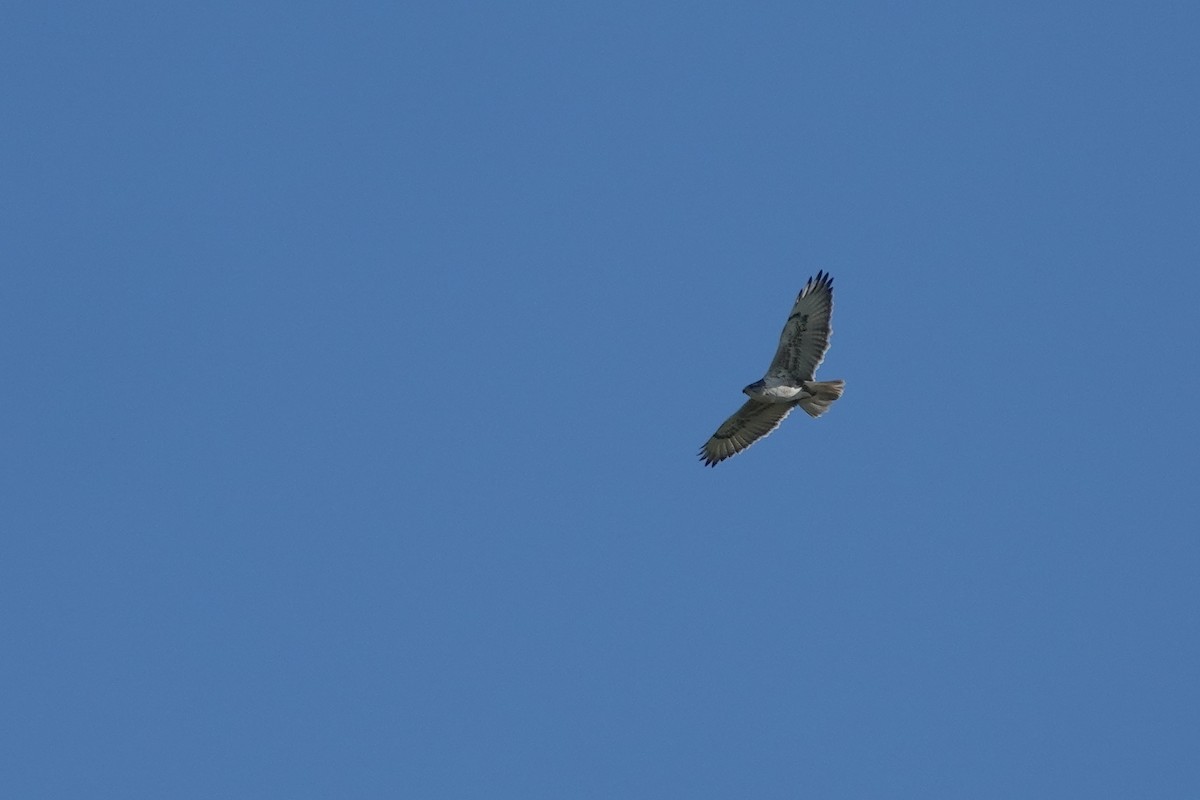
[699,271,844,466]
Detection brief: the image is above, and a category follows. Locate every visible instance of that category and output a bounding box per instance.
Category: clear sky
[3,3,1199,798]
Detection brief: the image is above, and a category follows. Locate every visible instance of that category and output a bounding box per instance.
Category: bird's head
[742,380,766,398]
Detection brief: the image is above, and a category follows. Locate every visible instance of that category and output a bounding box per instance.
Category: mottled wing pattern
[766,270,834,381]
[699,400,796,467]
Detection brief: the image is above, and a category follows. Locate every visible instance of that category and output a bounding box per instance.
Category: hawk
[699,270,844,466]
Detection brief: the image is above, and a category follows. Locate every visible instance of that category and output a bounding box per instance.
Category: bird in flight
[699,271,844,466]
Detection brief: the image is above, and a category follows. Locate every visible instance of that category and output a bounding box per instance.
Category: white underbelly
[749,384,807,402]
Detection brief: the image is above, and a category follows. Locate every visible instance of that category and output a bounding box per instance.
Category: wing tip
[698,444,731,467]
[798,270,834,300]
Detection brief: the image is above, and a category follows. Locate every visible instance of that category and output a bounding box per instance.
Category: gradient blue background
[4,3,1199,797]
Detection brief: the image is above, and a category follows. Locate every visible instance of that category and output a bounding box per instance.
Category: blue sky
[3,2,1199,797]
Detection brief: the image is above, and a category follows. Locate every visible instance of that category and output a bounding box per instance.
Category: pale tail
[798,380,845,418]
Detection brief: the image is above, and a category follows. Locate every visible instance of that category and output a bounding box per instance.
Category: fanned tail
[798,380,844,418]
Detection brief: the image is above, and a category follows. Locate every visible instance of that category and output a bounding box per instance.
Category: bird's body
[744,376,814,402]
[699,271,844,467]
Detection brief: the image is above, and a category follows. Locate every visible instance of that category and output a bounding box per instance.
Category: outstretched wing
[699,400,796,467]
[766,270,834,382]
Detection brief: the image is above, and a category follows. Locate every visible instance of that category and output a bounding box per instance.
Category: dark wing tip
[799,270,834,299]
[698,444,726,467]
